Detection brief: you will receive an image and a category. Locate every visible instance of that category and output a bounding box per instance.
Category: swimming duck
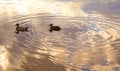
[15,23,29,34]
[49,24,61,33]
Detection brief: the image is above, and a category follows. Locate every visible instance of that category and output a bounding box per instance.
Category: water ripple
[0,13,120,71]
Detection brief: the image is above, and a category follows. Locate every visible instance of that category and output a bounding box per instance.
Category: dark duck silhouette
[49,24,61,33]
[15,23,29,34]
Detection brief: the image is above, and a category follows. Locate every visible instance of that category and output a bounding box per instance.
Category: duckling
[15,23,29,34]
[49,24,61,33]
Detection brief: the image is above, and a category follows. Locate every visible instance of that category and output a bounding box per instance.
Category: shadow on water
[0,13,120,71]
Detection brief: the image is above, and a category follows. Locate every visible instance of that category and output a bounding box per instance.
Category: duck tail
[26,27,29,31]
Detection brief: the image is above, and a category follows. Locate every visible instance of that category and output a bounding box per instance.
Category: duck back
[51,26,61,31]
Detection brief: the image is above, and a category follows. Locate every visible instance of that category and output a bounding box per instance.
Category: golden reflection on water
[0,0,120,71]
[0,14,120,71]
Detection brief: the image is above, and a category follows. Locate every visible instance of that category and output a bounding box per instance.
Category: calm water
[0,13,120,71]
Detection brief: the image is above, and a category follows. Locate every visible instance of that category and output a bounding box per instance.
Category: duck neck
[17,25,19,27]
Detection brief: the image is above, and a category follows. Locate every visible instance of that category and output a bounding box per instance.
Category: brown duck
[49,24,61,33]
[15,23,29,34]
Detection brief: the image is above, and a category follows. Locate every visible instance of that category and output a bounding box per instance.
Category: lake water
[0,0,120,71]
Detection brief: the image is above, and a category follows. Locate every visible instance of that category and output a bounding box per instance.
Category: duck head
[49,24,53,27]
[16,23,19,27]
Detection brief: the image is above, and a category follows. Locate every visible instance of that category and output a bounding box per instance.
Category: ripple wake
[0,13,120,71]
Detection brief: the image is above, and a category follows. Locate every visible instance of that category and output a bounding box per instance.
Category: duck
[49,24,61,33]
[15,23,29,34]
